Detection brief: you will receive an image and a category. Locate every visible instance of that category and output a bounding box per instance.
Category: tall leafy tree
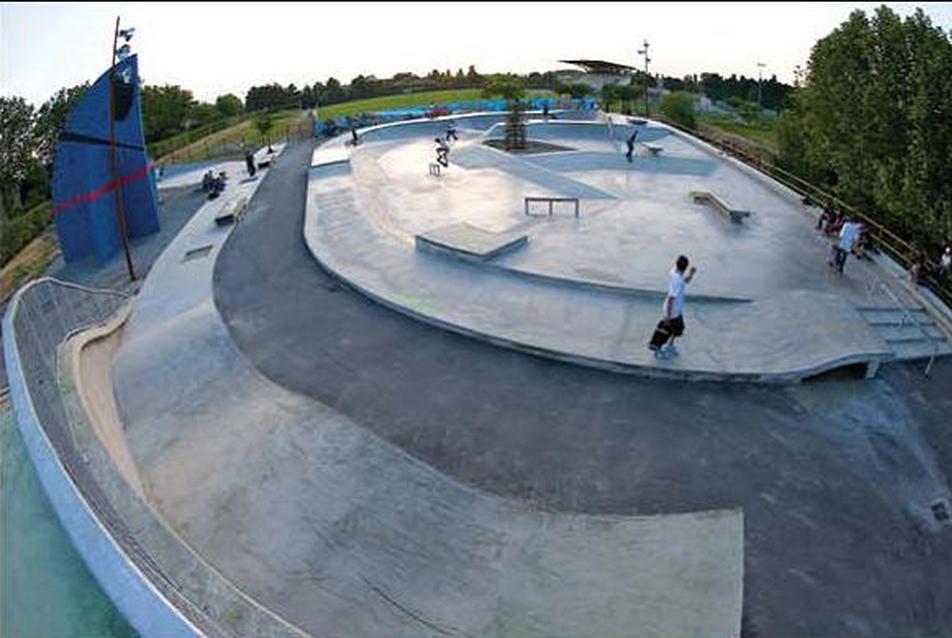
[215,93,243,117]
[780,6,952,244]
[141,84,194,141]
[34,83,89,168]
[483,75,527,150]
[0,96,37,216]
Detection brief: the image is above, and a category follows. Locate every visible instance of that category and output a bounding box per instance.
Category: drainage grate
[182,244,213,263]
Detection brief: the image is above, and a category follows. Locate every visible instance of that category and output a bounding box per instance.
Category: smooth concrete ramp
[107,143,745,637]
[416,222,528,261]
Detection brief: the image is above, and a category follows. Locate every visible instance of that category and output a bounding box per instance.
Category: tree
[600,84,619,112]
[661,91,696,129]
[0,96,36,216]
[483,75,527,151]
[141,84,194,141]
[779,5,952,247]
[567,83,594,100]
[34,83,89,168]
[215,93,243,117]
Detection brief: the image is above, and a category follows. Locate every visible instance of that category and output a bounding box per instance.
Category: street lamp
[109,16,137,282]
[637,39,651,117]
[757,62,766,109]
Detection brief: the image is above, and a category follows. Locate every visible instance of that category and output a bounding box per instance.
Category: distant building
[556,59,637,91]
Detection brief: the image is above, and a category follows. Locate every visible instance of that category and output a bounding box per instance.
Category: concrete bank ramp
[113,298,744,638]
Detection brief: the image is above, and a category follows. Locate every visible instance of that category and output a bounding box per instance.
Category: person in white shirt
[830,219,859,274]
[649,255,697,358]
[939,246,951,283]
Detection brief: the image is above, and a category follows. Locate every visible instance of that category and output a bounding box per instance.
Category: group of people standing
[817,202,868,274]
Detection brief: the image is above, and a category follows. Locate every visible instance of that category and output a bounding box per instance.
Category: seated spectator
[825,210,844,236]
[816,201,836,231]
[852,223,871,260]
[201,170,215,192]
[207,173,226,199]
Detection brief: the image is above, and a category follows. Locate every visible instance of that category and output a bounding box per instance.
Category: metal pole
[638,40,651,117]
[757,62,766,109]
[109,16,137,282]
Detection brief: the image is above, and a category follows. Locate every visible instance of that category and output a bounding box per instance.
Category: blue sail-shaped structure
[52,54,160,264]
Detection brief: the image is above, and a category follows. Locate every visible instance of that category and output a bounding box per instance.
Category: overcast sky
[3,2,951,106]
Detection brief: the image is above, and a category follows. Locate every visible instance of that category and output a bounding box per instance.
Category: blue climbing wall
[52,54,160,264]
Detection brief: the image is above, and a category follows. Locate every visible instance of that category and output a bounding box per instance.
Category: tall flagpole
[109,15,137,282]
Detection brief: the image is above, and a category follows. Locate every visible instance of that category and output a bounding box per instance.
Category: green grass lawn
[157,109,305,165]
[160,88,555,165]
[314,88,552,121]
[697,112,779,153]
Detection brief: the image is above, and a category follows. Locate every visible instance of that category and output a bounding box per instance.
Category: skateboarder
[625,129,639,162]
[649,255,697,358]
[446,121,458,142]
[435,136,450,168]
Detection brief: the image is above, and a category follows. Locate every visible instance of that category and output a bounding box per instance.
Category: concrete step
[876,324,947,343]
[859,307,929,326]
[889,338,952,362]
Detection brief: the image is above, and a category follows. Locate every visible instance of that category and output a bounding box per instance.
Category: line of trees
[778,6,952,248]
[241,65,568,112]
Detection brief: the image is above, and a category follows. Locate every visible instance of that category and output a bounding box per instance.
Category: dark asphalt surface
[214,140,952,637]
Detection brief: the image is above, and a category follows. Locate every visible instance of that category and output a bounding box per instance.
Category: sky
[3,2,952,106]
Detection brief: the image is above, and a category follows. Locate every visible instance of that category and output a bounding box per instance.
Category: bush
[0,201,52,266]
[661,91,696,129]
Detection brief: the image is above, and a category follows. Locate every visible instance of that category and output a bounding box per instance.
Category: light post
[109,17,137,282]
[637,39,651,117]
[757,62,766,109]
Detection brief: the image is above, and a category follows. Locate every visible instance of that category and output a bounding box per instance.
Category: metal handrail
[525,196,580,218]
[873,279,939,377]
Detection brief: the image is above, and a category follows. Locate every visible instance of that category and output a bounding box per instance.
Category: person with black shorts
[649,254,697,358]
[625,129,638,162]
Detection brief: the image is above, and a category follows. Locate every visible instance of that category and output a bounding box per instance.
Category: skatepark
[5,112,952,637]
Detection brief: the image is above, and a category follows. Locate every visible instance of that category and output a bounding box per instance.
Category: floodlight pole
[109,15,137,282]
[638,39,651,117]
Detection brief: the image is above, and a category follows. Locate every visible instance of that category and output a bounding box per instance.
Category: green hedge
[1,202,53,267]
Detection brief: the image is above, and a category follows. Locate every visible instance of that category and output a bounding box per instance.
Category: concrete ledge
[690,190,752,224]
[416,223,528,262]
